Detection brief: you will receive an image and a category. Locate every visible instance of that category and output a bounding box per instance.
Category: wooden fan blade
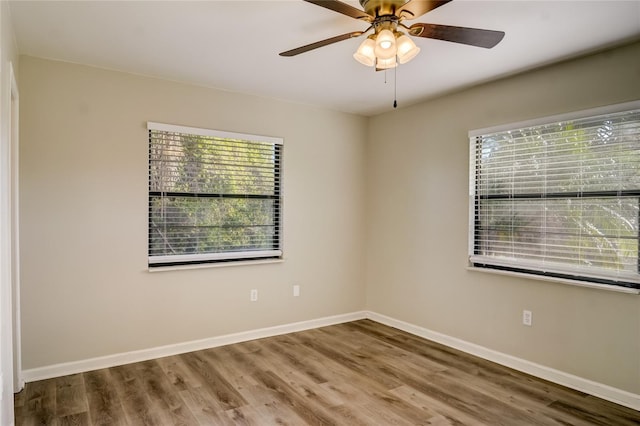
[397,0,452,20]
[279,31,364,57]
[409,23,505,48]
[303,0,373,21]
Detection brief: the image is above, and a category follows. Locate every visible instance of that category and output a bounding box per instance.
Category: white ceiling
[8,0,640,116]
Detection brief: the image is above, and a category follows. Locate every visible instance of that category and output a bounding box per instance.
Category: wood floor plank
[375,328,518,379]
[241,398,310,425]
[260,334,343,387]
[319,380,378,407]
[254,340,347,408]
[109,362,172,425]
[294,329,457,424]
[57,411,90,426]
[211,347,280,408]
[264,335,331,384]
[283,334,442,424]
[393,365,542,425]
[251,369,338,425]
[327,403,388,426]
[14,386,26,408]
[178,387,236,426]
[83,369,128,426]
[292,329,405,390]
[581,395,640,424]
[220,342,338,423]
[389,385,484,426]
[14,319,640,425]
[133,360,200,426]
[548,397,640,426]
[55,374,88,418]
[224,405,267,425]
[22,377,57,426]
[156,354,205,392]
[201,345,265,398]
[430,366,587,426]
[182,350,248,411]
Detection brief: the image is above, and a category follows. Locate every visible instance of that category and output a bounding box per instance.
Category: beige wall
[365,41,640,394]
[19,56,367,369]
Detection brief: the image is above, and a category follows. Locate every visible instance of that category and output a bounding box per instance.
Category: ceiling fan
[279,0,505,70]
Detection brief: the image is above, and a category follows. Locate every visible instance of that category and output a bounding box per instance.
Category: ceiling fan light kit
[354,27,421,68]
[353,36,377,66]
[396,34,420,64]
[280,0,505,71]
[375,56,397,70]
[374,29,397,59]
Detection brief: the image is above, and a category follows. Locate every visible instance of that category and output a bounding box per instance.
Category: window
[469,102,640,290]
[148,122,283,267]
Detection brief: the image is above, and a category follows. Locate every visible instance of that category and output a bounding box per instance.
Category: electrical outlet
[250,289,258,302]
[293,285,300,297]
[522,310,532,326]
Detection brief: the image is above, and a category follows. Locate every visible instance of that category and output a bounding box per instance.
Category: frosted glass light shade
[374,29,396,60]
[396,35,420,64]
[353,38,376,67]
[376,56,397,70]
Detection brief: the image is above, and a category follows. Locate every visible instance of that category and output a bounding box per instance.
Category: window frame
[468,100,640,293]
[147,122,283,268]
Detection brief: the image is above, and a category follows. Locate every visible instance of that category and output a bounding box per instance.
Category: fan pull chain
[393,66,398,109]
[383,68,398,109]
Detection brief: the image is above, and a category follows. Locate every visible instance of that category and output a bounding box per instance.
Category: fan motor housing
[360,0,407,17]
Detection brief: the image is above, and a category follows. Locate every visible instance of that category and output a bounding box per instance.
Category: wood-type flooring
[14,319,640,425]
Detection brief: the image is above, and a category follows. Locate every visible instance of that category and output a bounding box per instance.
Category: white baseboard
[21,311,367,383]
[21,310,640,411]
[365,311,640,411]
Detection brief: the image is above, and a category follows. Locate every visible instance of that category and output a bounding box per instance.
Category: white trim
[149,250,282,265]
[9,63,22,392]
[469,255,640,285]
[22,311,367,383]
[467,266,640,294]
[365,311,640,411]
[147,121,283,145]
[148,258,284,272]
[468,99,640,137]
[0,39,15,423]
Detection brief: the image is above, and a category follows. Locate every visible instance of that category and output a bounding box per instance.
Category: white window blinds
[469,102,640,289]
[148,122,283,267]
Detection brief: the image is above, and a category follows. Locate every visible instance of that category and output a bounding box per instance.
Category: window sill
[148,258,284,272]
[466,266,640,295]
